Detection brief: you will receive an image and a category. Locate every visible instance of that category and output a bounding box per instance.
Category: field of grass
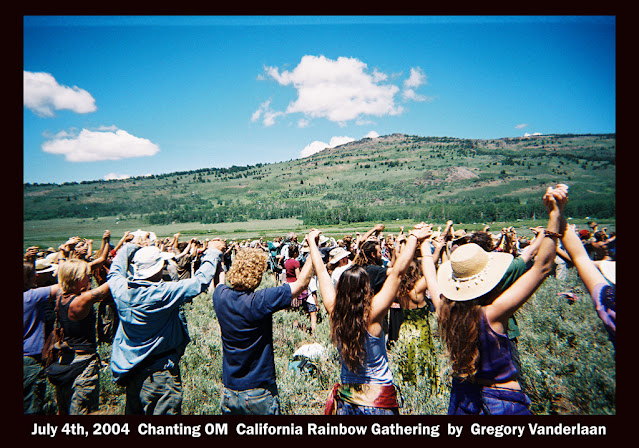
[23,215,615,253]
[89,267,614,415]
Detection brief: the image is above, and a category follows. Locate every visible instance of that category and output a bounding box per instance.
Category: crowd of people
[23,183,616,416]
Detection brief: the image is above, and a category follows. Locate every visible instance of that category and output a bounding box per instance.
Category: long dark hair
[332,265,372,372]
[438,292,495,379]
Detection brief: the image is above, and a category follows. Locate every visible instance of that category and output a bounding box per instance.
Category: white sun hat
[437,243,513,301]
[132,246,165,280]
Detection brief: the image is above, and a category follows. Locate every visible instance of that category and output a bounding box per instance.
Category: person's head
[226,247,268,291]
[286,232,297,243]
[328,247,351,269]
[131,246,166,282]
[288,244,299,259]
[354,240,382,266]
[177,241,188,251]
[332,265,372,372]
[23,261,36,291]
[468,231,495,252]
[58,259,91,293]
[435,243,513,378]
[35,258,58,287]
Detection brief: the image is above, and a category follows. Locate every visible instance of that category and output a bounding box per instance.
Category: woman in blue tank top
[420,184,568,415]
[306,225,432,415]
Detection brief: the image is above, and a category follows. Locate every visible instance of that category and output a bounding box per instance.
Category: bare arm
[358,223,385,249]
[68,283,113,321]
[518,226,544,263]
[369,225,431,325]
[288,251,315,299]
[561,224,607,296]
[307,229,336,316]
[88,230,111,269]
[420,238,443,314]
[486,185,567,329]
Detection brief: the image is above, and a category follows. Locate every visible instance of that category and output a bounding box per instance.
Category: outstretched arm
[88,230,111,269]
[486,185,567,327]
[369,224,431,324]
[420,237,443,314]
[561,224,607,296]
[289,252,315,299]
[68,282,113,321]
[307,229,336,316]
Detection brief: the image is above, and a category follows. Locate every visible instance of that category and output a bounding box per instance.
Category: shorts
[303,300,318,313]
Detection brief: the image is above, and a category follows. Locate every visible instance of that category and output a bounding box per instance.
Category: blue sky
[23,15,615,185]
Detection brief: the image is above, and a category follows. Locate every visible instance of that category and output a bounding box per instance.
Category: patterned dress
[397,305,439,395]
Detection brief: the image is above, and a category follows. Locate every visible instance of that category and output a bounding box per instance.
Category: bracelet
[544,229,562,238]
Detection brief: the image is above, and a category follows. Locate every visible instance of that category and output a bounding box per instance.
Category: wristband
[544,230,562,239]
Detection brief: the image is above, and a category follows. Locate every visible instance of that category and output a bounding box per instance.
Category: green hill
[24,133,615,227]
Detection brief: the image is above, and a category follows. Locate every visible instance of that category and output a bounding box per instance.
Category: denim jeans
[220,384,281,415]
[125,361,183,415]
[448,378,531,415]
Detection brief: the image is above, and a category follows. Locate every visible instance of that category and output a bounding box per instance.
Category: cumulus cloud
[260,55,403,126]
[402,67,430,102]
[364,131,379,139]
[104,173,131,181]
[300,135,359,158]
[24,71,97,117]
[515,123,529,129]
[41,127,160,162]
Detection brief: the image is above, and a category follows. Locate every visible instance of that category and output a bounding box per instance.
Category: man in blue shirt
[107,238,225,414]
[212,243,314,414]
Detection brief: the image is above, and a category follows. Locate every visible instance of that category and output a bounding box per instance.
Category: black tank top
[58,292,97,352]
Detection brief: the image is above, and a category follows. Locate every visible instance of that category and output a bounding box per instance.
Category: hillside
[23,133,616,226]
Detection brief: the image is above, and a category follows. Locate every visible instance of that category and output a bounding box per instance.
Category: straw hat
[437,243,513,301]
[35,258,57,275]
[329,247,350,265]
[132,246,165,280]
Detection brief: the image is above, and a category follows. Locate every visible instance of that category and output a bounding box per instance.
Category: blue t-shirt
[212,283,292,390]
[23,286,52,356]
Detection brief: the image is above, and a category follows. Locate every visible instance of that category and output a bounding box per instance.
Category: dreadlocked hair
[331,265,372,372]
[352,240,379,266]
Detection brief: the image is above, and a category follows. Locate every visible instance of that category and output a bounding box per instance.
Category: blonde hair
[57,259,89,293]
[226,248,268,291]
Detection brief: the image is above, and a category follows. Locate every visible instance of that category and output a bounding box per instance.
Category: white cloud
[515,123,529,129]
[364,131,379,139]
[300,135,359,158]
[404,67,427,89]
[104,173,131,181]
[401,67,431,102]
[261,55,403,125]
[41,127,160,162]
[301,141,330,158]
[251,99,284,127]
[23,71,97,117]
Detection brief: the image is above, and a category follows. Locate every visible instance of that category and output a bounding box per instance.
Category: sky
[23,15,616,185]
